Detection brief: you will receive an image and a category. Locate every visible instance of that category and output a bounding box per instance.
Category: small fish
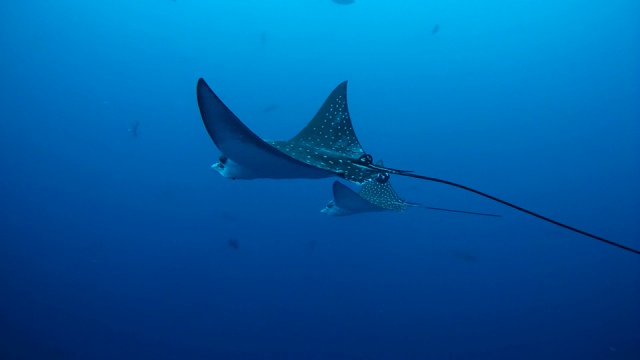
[128,121,139,138]
[331,0,355,5]
[453,250,477,263]
[228,238,239,249]
[431,24,440,35]
[260,104,278,113]
[307,239,316,252]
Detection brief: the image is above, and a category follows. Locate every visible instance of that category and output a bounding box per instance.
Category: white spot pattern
[267,82,379,183]
[358,179,412,211]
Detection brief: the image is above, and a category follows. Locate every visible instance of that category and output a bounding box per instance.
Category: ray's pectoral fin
[270,81,380,184]
[322,181,387,216]
[196,78,335,180]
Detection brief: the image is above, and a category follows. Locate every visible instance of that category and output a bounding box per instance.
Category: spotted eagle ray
[196,78,640,255]
[322,180,502,217]
[322,161,501,217]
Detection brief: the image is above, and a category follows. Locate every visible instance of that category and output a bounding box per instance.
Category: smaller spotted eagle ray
[323,180,503,217]
[322,161,501,217]
[196,78,640,255]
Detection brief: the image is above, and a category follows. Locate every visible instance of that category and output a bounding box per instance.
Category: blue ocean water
[1,0,639,359]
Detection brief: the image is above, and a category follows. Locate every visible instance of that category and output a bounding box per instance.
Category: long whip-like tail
[418,205,501,217]
[355,155,640,255]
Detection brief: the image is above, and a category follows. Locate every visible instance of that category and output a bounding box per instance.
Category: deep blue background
[1,0,639,359]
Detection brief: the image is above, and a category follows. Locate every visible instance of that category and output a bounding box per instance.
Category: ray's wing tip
[197,78,210,92]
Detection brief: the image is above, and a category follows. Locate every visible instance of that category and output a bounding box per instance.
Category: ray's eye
[357,154,373,166]
[376,172,390,184]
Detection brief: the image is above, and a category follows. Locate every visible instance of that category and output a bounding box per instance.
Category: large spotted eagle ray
[196,78,640,255]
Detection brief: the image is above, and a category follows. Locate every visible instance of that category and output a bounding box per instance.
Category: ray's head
[211,154,234,178]
[211,154,258,180]
[321,200,352,216]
